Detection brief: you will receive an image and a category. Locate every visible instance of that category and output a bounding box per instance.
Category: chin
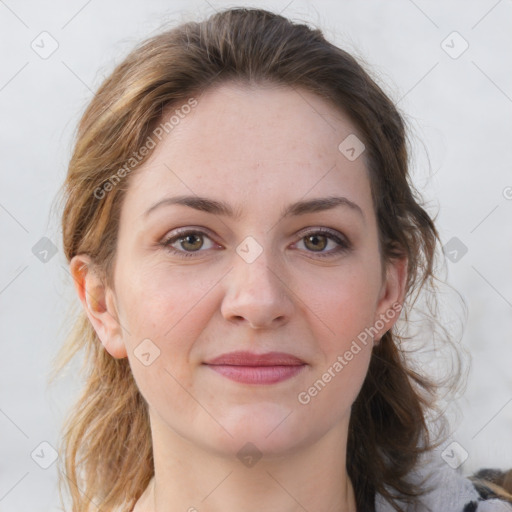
[204,402,314,458]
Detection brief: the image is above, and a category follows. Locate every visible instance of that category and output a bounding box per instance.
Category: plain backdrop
[1,0,511,510]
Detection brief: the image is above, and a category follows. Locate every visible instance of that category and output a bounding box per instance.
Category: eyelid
[162,226,214,239]
[295,226,348,242]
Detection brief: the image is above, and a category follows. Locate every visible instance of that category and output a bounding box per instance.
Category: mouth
[203,351,307,385]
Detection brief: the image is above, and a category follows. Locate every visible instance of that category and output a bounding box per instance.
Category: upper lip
[204,351,306,366]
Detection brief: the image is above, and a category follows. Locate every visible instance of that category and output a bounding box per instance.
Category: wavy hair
[50,7,470,511]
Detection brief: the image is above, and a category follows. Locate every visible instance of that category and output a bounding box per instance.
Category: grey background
[1,0,511,510]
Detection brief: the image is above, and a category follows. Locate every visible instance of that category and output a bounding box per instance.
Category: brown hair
[51,7,467,511]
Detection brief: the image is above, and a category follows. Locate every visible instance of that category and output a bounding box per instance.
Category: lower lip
[205,364,306,384]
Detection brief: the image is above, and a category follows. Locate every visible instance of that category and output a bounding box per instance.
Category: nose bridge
[234,236,282,300]
[237,241,277,290]
[221,235,293,327]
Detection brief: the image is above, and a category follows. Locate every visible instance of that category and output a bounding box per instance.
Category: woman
[52,7,512,512]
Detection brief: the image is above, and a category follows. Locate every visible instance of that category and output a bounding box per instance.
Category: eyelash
[160,227,351,259]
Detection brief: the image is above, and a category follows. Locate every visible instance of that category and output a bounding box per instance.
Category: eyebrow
[144,194,365,223]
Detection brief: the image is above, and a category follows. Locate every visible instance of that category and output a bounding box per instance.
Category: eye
[160,227,351,259]
[294,228,351,258]
[161,229,219,258]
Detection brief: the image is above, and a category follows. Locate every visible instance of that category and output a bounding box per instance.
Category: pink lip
[203,351,307,384]
[205,351,305,366]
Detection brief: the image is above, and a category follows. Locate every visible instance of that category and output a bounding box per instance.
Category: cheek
[296,258,382,352]
[119,267,218,415]
[120,263,214,334]
[117,264,220,379]
[298,346,372,435]
[294,264,378,421]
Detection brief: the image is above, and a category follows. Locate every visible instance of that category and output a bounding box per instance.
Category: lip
[204,351,306,366]
[203,351,307,385]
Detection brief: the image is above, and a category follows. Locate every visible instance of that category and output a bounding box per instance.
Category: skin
[70,82,407,512]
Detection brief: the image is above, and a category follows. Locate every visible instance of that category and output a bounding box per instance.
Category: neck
[136,410,358,512]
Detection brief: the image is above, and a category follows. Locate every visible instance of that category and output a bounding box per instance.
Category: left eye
[294,230,350,256]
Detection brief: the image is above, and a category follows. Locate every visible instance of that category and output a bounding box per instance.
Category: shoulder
[464,468,512,511]
[375,450,512,512]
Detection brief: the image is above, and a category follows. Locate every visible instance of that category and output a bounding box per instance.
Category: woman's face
[76,83,406,458]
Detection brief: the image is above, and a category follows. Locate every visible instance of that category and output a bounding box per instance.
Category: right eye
[161,229,221,258]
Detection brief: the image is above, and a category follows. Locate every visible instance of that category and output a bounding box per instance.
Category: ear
[373,256,408,345]
[69,254,127,359]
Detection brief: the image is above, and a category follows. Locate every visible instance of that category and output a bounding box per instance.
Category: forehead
[124,82,372,221]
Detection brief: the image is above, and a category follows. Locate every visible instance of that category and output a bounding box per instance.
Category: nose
[220,245,294,329]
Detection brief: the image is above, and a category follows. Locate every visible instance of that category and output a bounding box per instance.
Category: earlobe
[373,256,408,344]
[69,255,128,359]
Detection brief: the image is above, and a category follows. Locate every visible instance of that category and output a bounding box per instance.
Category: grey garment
[374,448,512,512]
